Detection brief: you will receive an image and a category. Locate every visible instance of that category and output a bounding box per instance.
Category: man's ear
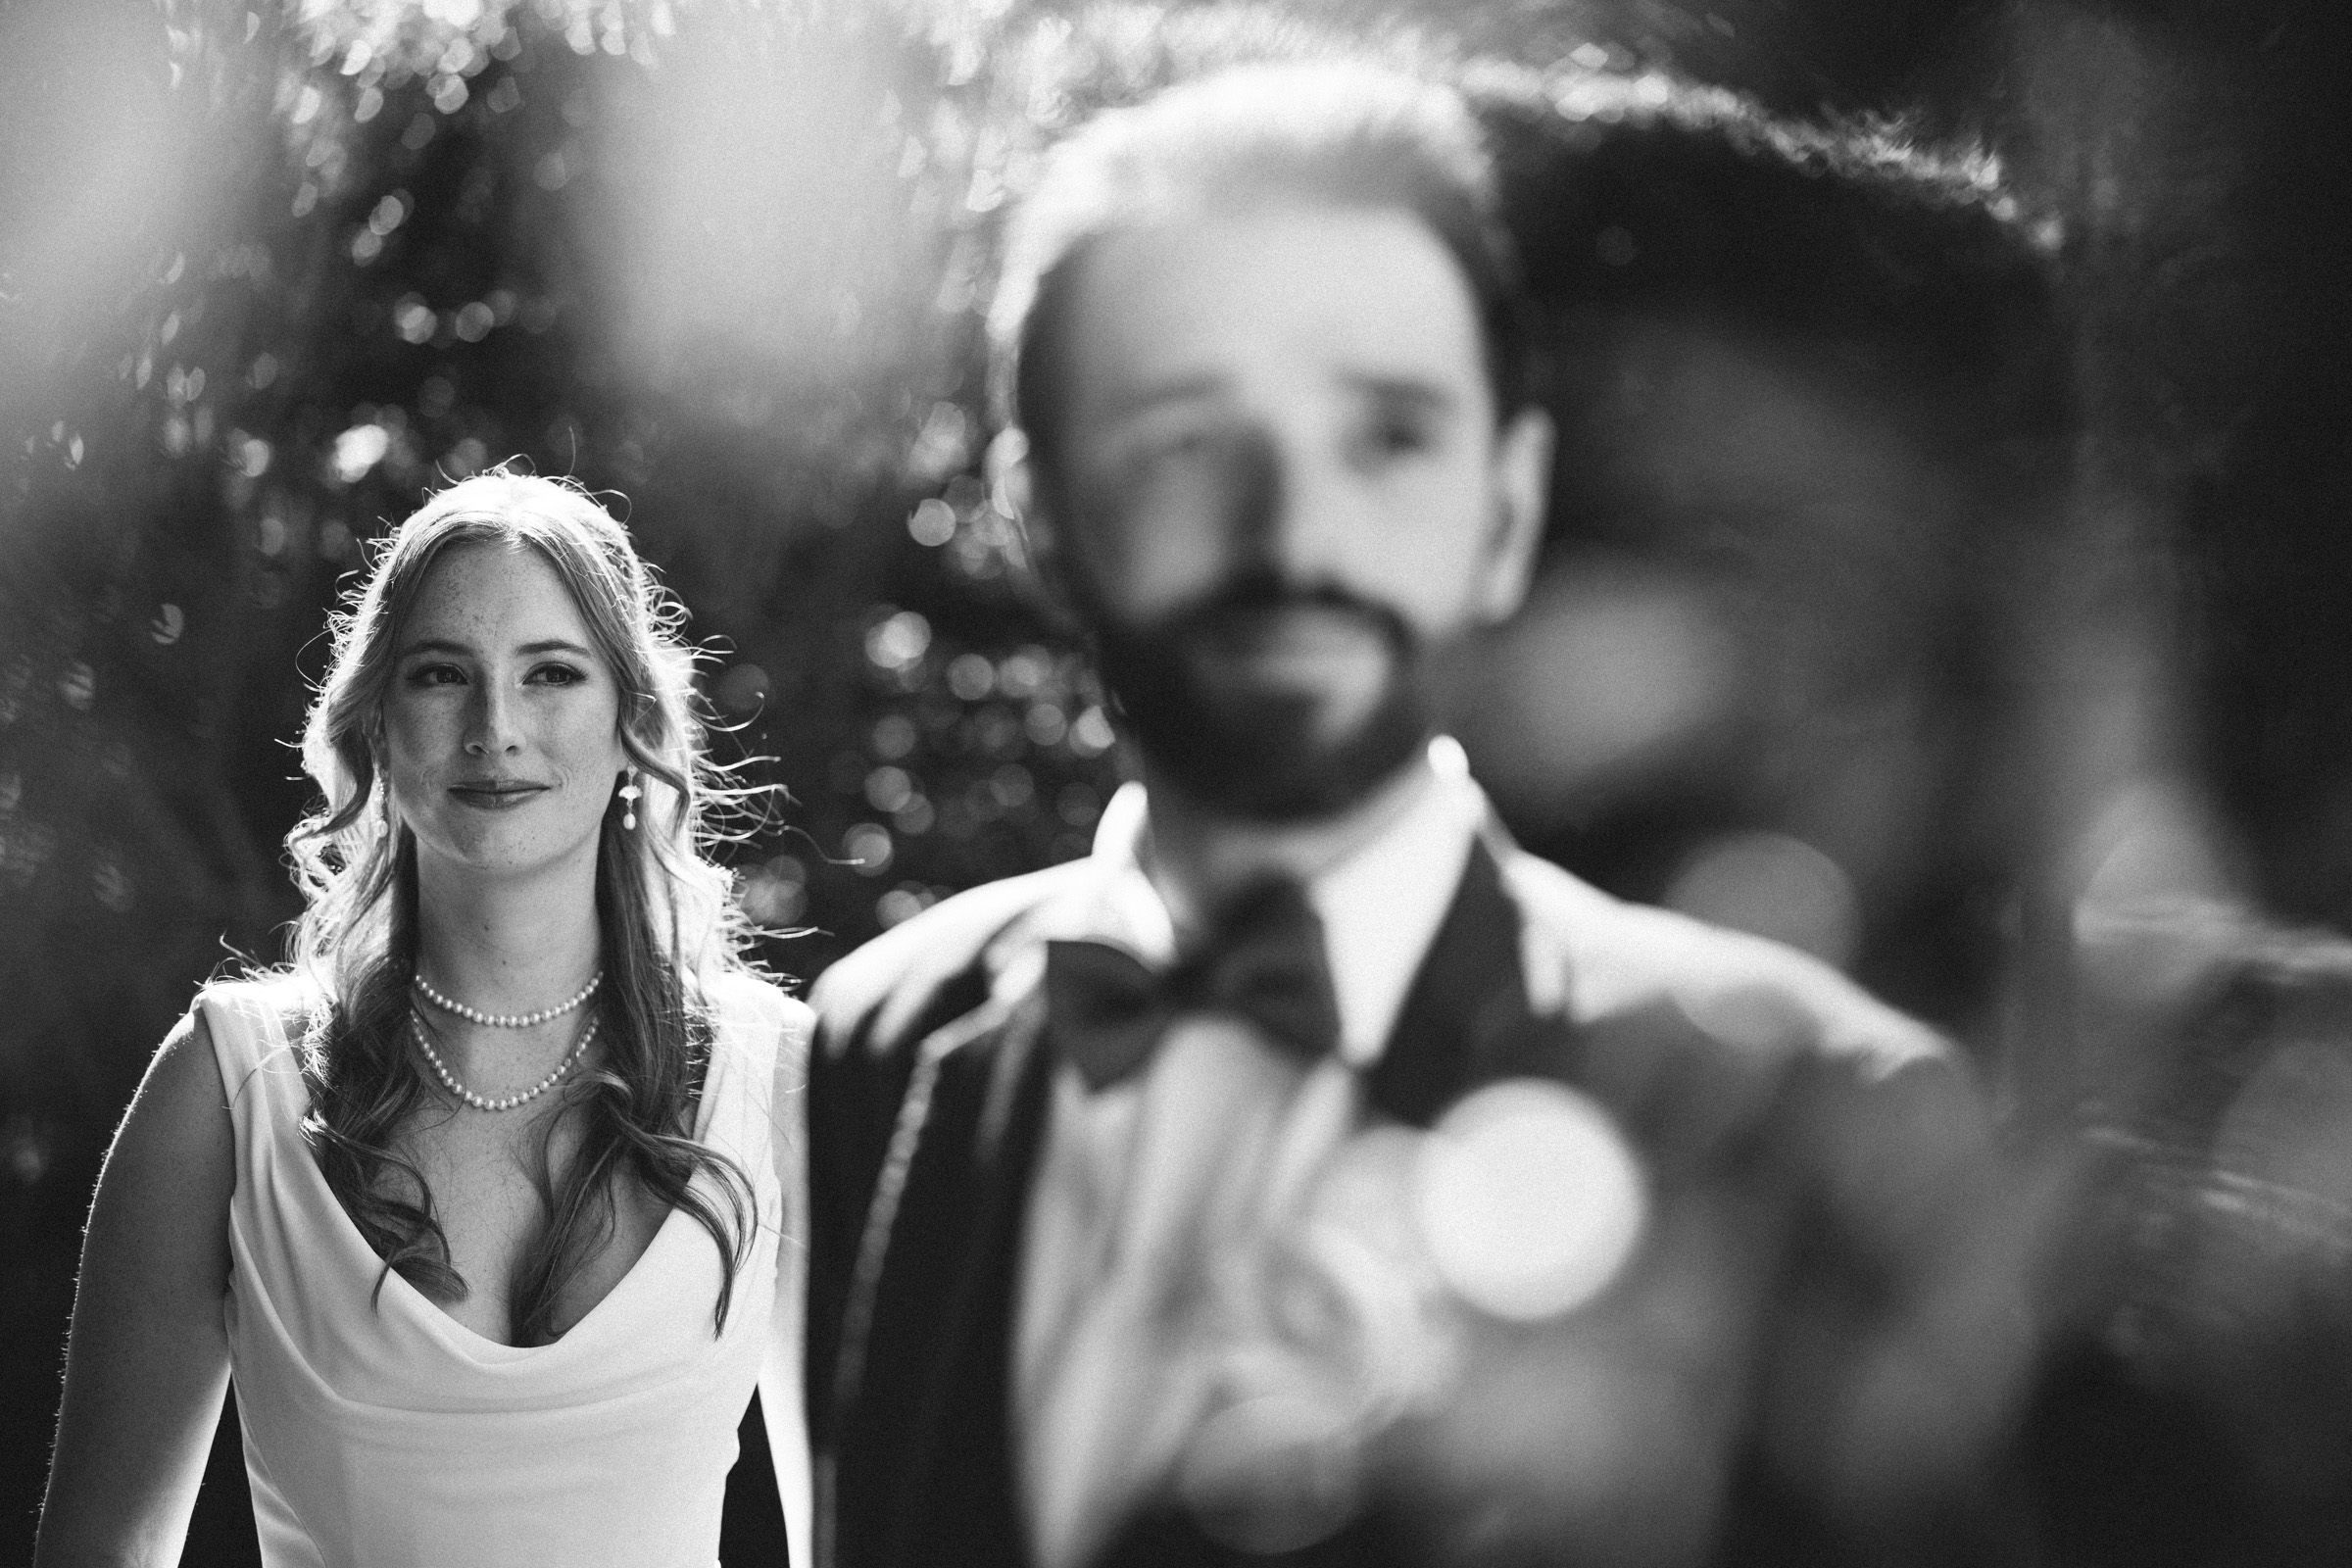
[988,426,1080,627]
[1475,404,1555,623]
[988,425,1054,565]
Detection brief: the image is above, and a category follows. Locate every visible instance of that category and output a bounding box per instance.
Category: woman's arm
[34,1006,237,1568]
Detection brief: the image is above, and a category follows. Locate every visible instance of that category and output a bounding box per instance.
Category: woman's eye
[405,663,466,687]
[528,663,587,687]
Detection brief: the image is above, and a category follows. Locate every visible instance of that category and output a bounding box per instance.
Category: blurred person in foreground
[35,472,813,1567]
[805,60,2048,1568]
[2034,890,2352,1567]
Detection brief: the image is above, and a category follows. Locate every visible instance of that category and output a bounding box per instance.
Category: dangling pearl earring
[617,766,641,831]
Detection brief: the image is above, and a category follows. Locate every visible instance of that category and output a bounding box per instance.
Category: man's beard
[1086,571,1434,823]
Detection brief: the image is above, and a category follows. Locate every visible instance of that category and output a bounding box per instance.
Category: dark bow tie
[1043,878,1342,1091]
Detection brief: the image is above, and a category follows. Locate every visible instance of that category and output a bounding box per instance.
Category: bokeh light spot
[331,421,390,483]
[909,402,970,478]
[870,712,917,760]
[877,882,937,928]
[1024,703,1066,748]
[947,652,995,701]
[1069,708,1114,757]
[908,497,956,546]
[738,855,807,928]
[1415,1079,1646,1322]
[864,765,912,813]
[394,300,435,349]
[844,822,892,876]
[715,662,769,714]
[367,191,411,237]
[1000,647,1051,697]
[4,1118,50,1187]
[1665,830,1859,969]
[864,610,929,671]
[990,763,1034,809]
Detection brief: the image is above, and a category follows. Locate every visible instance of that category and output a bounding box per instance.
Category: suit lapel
[832,826,1582,1568]
[832,985,1058,1568]
[1367,836,1582,1127]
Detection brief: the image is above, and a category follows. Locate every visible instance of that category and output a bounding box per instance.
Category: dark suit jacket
[804,824,1984,1568]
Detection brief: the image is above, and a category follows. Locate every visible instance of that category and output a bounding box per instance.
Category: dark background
[5,0,2349,1561]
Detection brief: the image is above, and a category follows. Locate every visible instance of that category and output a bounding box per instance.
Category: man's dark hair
[988,60,1533,485]
[990,58,2069,495]
[1471,71,2074,491]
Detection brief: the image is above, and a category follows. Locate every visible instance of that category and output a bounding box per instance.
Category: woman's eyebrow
[393,638,596,660]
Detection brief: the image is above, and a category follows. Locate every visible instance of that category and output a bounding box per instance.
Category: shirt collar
[1078,737,1487,1068]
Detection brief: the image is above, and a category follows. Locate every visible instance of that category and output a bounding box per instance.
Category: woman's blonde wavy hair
[284,468,758,1345]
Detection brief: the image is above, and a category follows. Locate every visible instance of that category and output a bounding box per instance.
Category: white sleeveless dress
[198,974,812,1568]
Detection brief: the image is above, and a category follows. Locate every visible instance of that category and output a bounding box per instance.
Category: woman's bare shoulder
[195,968,320,1048]
[149,1006,224,1104]
[192,969,318,1024]
[113,999,238,1202]
[174,974,322,1123]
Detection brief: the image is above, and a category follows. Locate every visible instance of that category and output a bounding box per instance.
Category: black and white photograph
[4,1,2349,1564]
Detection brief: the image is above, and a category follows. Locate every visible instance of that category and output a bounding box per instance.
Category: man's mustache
[1159,569,1415,652]
[1084,563,1437,822]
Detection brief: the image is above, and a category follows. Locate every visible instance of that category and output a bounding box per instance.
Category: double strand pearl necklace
[410,1009,600,1113]
[414,969,603,1028]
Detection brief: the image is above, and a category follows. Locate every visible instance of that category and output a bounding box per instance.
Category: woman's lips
[448,782,549,810]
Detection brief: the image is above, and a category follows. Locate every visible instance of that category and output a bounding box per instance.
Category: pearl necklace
[414,969,603,1028]
[410,1009,599,1112]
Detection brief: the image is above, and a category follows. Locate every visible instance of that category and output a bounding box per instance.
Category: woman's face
[381,540,628,883]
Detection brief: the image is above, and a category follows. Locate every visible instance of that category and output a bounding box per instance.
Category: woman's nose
[464,683,521,756]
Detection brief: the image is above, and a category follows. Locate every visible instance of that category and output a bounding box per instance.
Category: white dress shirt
[1012,740,1488,1567]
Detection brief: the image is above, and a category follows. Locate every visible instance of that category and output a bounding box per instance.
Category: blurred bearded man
[803,58,2036,1568]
